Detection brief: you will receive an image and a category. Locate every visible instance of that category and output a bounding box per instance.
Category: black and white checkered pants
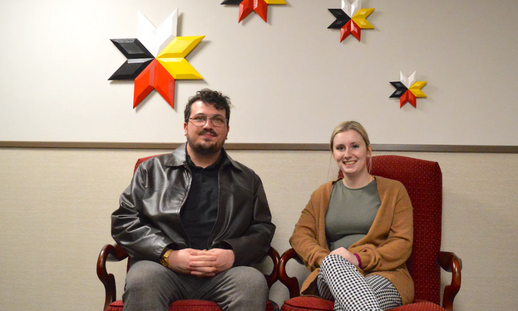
[317,254,403,311]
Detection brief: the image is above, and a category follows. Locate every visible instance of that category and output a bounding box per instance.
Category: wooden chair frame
[97,243,280,311]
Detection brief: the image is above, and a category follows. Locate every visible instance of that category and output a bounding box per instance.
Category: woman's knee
[321,254,355,272]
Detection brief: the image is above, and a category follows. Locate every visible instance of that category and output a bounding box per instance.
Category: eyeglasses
[189,114,227,127]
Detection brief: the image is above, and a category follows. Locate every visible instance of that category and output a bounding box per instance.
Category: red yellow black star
[390,72,427,108]
[328,0,374,42]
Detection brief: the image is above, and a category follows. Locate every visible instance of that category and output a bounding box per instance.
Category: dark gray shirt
[326,179,381,251]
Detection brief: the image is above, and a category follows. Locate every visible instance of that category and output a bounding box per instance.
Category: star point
[341,0,361,17]
[352,8,374,29]
[222,0,286,23]
[133,59,176,109]
[328,9,350,29]
[409,81,427,98]
[137,10,178,57]
[109,38,154,80]
[340,20,361,42]
[157,35,204,79]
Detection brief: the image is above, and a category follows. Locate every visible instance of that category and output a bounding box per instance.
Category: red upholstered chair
[97,155,280,311]
[278,155,462,311]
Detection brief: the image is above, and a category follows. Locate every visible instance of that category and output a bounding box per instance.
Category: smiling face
[332,130,372,179]
[184,100,229,157]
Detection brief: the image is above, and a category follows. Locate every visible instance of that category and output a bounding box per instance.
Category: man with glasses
[112,89,275,311]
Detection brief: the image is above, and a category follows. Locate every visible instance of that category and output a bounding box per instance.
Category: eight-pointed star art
[109,9,204,109]
[390,71,427,108]
[221,0,286,23]
[328,0,374,42]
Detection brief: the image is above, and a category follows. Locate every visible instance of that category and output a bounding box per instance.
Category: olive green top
[326,179,380,251]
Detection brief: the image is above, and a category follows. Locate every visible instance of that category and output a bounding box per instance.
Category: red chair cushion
[387,301,446,311]
[281,297,334,311]
[171,300,222,311]
[106,300,125,311]
[107,299,220,311]
[281,297,445,311]
[107,299,278,311]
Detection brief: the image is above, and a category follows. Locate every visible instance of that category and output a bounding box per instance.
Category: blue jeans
[122,260,268,311]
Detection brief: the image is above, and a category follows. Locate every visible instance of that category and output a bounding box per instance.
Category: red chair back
[370,155,442,304]
[134,154,161,173]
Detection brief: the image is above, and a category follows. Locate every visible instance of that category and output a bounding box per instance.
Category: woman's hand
[330,247,359,266]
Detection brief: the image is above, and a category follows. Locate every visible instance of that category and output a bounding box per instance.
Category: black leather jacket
[111,144,275,266]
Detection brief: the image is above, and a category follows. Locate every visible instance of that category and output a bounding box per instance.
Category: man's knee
[218,267,268,310]
[124,260,184,301]
[123,260,177,311]
[225,266,265,286]
[125,260,169,290]
[232,266,268,292]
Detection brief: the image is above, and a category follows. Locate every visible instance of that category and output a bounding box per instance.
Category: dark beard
[187,129,224,156]
[188,140,221,156]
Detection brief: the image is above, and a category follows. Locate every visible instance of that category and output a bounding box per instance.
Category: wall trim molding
[1,141,518,153]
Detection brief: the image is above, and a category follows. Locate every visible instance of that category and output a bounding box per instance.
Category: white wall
[1,148,517,310]
[1,0,518,144]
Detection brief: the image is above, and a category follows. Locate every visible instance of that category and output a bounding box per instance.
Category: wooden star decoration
[109,9,204,109]
[390,71,427,108]
[328,0,374,42]
[221,0,287,23]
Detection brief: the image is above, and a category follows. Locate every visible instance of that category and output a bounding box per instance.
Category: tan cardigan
[289,176,414,305]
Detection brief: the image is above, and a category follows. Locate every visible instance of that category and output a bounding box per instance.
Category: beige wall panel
[1,148,517,310]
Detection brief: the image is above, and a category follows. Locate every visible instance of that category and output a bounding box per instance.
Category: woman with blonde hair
[290,121,414,311]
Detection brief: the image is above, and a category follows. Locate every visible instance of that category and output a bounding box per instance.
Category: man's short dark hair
[184,89,232,125]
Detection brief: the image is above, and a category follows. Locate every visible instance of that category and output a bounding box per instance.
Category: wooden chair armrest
[438,251,462,311]
[265,247,281,288]
[278,248,302,298]
[96,244,128,311]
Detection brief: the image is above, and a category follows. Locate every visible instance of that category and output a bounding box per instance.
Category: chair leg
[267,299,279,311]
